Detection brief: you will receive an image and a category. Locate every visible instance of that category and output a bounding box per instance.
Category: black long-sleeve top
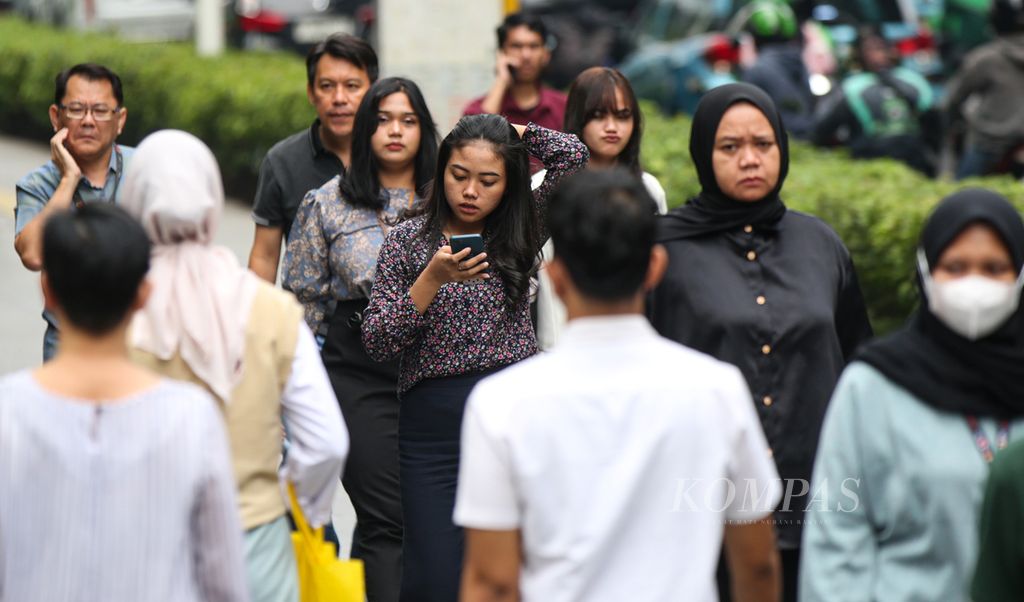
[648,210,873,548]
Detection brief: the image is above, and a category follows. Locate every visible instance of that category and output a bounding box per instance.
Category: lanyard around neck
[966,415,1010,464]
[72,147,123,209]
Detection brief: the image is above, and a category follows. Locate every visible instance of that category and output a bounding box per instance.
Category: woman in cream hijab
[121,130,349,602]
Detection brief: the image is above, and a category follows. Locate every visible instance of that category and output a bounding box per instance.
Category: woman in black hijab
[801,189,1024,602]
[648,83,873,601]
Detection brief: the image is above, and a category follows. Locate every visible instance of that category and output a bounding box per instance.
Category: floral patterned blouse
[361,124,589,394]
[282,177,420,335]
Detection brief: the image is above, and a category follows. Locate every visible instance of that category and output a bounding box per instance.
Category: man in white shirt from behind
[454,168,783,602]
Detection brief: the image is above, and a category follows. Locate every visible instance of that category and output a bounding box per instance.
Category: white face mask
[918,250,1024,340]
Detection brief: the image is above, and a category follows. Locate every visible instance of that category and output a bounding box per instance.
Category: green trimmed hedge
[2,16,1023,332]
[0,16,313,196]
[641,106,1024,333]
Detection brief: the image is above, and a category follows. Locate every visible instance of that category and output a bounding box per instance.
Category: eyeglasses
[59,104,121,122]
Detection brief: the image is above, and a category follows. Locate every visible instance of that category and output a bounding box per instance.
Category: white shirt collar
[556,314,657,349]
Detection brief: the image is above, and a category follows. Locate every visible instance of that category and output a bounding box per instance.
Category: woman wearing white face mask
[800,188,1024,602]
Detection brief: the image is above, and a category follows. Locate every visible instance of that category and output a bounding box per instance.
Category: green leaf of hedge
[0,15,313,196]
[3,16,1022,333]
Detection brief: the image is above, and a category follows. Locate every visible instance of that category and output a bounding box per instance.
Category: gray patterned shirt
[282,178,420,335]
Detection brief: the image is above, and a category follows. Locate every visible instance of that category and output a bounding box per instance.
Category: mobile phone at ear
[450,234,484,256]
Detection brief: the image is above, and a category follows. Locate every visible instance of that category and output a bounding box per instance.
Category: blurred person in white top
[455,168,782,602]
[120,130,348,602]
[0,204,248,601]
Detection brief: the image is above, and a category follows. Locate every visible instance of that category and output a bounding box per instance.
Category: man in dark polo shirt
[247,34,378,283]
[463,13,566,171]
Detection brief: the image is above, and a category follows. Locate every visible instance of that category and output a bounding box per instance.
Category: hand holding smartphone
[446,234,489,282]
[413,234,491,314]
[449,234,484,256]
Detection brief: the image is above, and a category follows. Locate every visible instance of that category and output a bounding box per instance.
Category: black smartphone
[450,234,484,256]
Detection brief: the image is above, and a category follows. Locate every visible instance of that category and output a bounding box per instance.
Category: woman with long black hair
[284,76,439,602]
[361,113,587,600]
[648,82,873,602]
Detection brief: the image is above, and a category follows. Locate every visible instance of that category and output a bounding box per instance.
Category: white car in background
[232,0,373,53]
[13,0,373,50]
[14,0,195,41]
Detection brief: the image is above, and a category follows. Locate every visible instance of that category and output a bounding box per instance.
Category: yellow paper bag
[288,483,365,602]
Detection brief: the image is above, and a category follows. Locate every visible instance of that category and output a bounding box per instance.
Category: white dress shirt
[280,323,349,527]
[455,315,781,602]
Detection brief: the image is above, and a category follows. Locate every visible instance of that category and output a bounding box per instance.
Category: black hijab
[658,83,789,242]
[858,188,1024,418]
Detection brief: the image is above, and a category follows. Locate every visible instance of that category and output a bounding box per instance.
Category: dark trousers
[717,545,800,602]
[322,300,403,602]
[398,370,495,602]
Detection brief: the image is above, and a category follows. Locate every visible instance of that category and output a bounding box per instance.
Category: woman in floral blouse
[283,76,438,602]
[362,113,587,600]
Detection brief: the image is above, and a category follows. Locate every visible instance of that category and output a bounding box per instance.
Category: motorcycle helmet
[745,0,800,44]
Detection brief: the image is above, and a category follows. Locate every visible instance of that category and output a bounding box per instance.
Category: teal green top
[971,438,1024,602]
[800,362,1024,602]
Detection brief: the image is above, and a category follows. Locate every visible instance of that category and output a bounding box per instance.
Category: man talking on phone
[463,12,566,170]
[14,63,133,361]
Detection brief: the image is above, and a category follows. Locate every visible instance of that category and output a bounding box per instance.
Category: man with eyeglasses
[14,63,132,361]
